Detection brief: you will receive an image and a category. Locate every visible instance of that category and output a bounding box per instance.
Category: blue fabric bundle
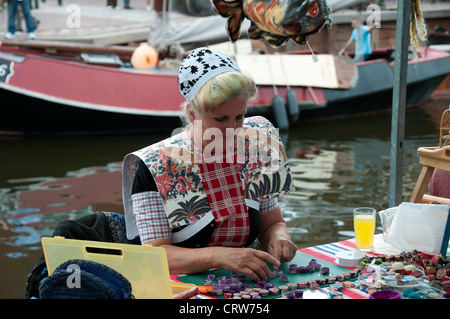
[39,259,133,299]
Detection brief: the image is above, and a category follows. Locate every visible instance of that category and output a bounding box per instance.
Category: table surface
[172,234,400,299]
[173,234,450,299]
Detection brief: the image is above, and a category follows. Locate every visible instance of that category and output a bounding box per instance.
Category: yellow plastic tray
[41,236,175,299]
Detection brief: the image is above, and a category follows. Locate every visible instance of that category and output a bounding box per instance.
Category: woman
[122,47,296,281]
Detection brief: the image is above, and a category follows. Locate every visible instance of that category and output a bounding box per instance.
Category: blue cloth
[350,25,371,61]
[7,0,35,34]
[39,259,133,299]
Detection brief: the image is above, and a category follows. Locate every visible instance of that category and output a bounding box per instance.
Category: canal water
[0,98,448,298]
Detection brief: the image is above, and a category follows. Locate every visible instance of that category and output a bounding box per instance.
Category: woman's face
[188,93,248,153]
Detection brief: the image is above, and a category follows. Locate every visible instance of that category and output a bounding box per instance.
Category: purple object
[298,266,307,274]
[369,289,402,299]
[203,279,212,285]
[285,292,295,299]
[294,290,304,298]
[280,274,289,283]
[264,283,275,290]
[320,267,330,275]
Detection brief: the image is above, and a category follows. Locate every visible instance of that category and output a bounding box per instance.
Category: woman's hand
[213,247,280,281]
[265,235,297,264]
[149,239,280,281]
[258,206,298,265]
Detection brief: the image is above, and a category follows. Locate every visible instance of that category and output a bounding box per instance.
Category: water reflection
[12,163,123,215]
[2,166,125,254]
[0,99,447,297]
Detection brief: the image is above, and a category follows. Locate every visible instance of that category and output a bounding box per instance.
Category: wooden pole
[389,0,411,207]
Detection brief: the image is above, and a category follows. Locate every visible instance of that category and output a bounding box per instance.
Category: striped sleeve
[259,197,279,213]
[131,191,171,244]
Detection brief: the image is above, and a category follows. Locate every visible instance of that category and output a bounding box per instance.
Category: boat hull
[1,42,449,134]
[1,87,184,134]
[296,49,450,121]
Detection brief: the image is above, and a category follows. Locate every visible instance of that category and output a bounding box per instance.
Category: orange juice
[354,211,376,250]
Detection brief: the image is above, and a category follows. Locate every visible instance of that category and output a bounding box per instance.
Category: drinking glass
[353,207,376,250]
[378,207,397,242]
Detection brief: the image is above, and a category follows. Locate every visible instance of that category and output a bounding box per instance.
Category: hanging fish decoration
[211,0,331,47]
[410,0,427,58]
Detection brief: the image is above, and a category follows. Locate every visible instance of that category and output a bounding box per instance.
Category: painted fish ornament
[211,0,331,47]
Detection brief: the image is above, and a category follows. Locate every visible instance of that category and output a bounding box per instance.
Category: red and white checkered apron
[199,156,249,247]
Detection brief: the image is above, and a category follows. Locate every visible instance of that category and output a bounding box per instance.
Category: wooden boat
[0,40,185,134]
[298,46,450,121]
[0,39,449,134]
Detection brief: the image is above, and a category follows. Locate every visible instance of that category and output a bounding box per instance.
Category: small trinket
[342,281,355,288]
[264,283,275,290]
[330,292,343,299]
[297,266,307,274]
[280,274,289,283]
[297,281,308,289]
[285,292,295,299]
[203,279,212,285]
[310,282,319,290]
[288,283,297,291]
[275,269,283,276]
[269,287,279,295]
[260,289,269,297]
[208,288,223,296]
[320,267,330,276]
[329,284,342,292]
[279,285,289,294]
[294,290,303,299]
[315,277,326,285]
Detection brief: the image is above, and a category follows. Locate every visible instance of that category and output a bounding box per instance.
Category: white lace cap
[178,47,241,101]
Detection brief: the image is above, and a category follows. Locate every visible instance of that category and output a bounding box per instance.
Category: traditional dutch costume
[122,47,294,248]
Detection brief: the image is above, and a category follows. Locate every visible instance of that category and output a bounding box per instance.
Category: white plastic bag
[386,202,449,255]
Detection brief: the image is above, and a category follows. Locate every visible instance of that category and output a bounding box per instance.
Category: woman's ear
[186,103,196,124]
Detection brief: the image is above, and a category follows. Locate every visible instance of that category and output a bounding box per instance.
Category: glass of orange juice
[353,207,376,250]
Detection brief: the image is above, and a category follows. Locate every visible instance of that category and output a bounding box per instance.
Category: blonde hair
[181,71,258,120]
